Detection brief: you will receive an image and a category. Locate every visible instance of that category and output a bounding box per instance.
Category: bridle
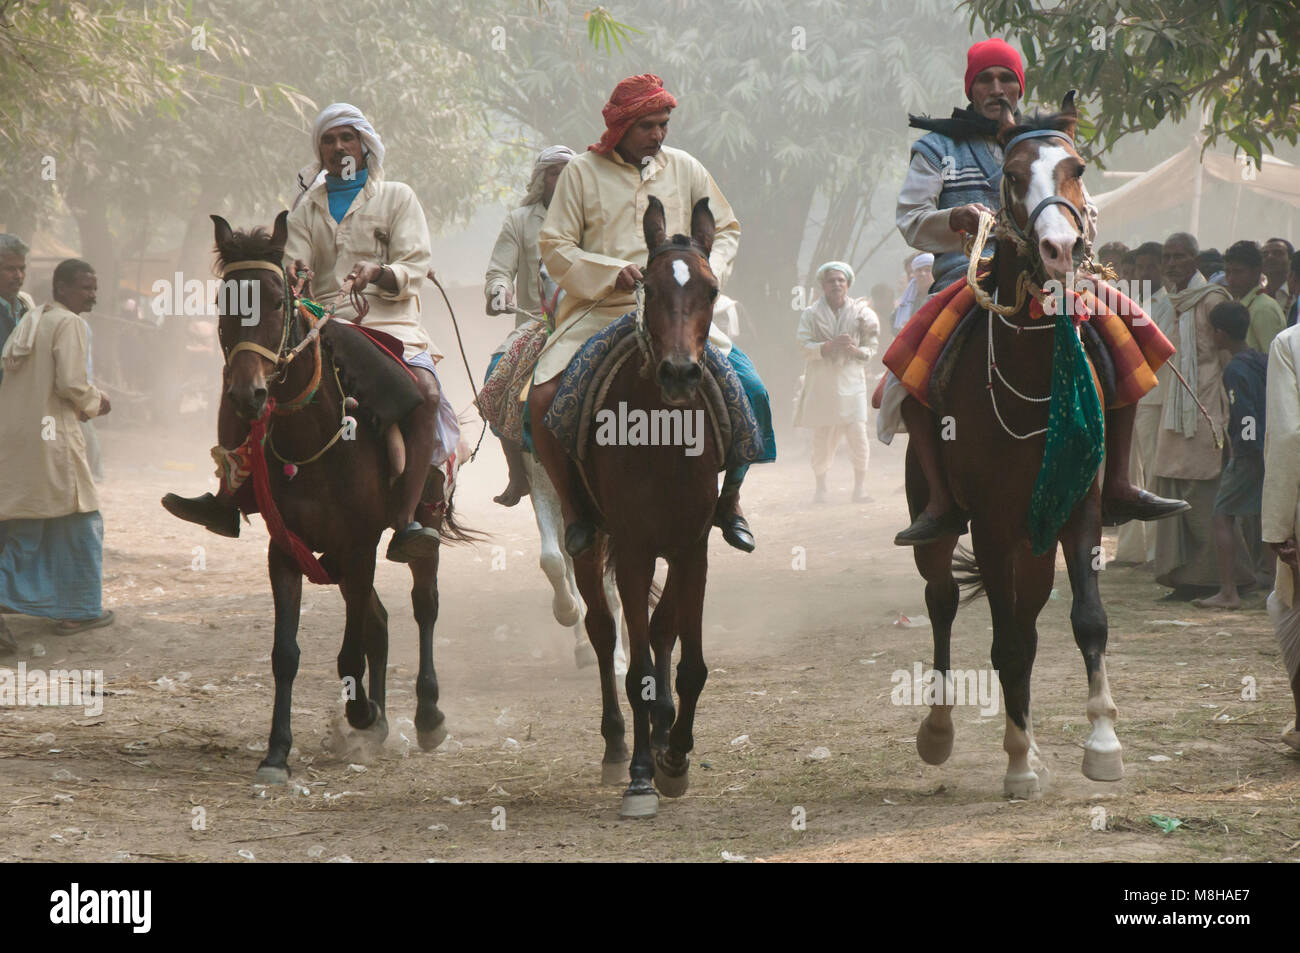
[217,259,298,374]
[634,238,712,371]
[997,129,1089,275]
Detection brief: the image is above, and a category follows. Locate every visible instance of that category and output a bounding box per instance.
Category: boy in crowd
[1195,301,1268,609]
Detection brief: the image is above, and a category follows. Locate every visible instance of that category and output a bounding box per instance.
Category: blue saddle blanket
[541,312,765,471]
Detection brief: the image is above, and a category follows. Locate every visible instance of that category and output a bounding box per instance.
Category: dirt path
[2,421,1297,862]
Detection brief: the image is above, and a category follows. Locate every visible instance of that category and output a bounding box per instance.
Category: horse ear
[995,99,1019,146]
[690,198,715,258]
[211,214,234,250]
[1058,89,1079,140]
[270,210,289,253]
[643,195,668,252]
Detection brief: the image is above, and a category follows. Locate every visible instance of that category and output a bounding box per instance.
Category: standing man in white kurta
[794,261,878,503]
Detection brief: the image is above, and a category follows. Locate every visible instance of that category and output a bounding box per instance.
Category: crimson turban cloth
[588,74,678,155]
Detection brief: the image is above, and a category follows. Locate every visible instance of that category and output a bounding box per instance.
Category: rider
[530,73,775,557]
[889,38,1185,544]
[483,145,574,506]
[162,103,460,564]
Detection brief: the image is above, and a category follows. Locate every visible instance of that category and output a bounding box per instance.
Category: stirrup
[386,522,441,563]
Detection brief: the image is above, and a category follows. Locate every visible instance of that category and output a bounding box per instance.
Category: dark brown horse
[530,197,722,818]
[908,95,1123,797]
[210,211,460,782]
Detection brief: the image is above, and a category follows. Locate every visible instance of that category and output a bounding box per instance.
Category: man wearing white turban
[795,262,879,502]
[482,145,574,506]
[164,103,458,563]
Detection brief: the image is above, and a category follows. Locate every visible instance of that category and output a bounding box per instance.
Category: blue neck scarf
[325,167,368,223]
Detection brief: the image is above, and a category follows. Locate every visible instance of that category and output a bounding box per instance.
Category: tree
[964,0,1300,166]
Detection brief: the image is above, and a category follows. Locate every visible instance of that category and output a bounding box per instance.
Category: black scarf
[907,106,1014,141]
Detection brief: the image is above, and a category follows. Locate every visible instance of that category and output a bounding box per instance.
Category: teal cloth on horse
[1028,313,1105,555]
[542,312,766,471]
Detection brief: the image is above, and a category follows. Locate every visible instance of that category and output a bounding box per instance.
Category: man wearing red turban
[529,73,775,557]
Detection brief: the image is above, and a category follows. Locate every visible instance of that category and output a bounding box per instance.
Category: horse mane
[213,226,281,270]
[1003,109,1077,143]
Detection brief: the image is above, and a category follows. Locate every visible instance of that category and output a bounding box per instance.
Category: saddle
[318,320,423,434]
[542,312,765,472]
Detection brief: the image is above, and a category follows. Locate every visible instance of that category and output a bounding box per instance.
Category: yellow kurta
[0,303,105,519]
[534,145,741,382]
[1242,286,1287,355]
[285,163,441,362]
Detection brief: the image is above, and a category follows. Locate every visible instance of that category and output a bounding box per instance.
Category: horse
[521,453,629,676]
[530,196,723,819]
[208,211,464,782]
[907,93,1124,798]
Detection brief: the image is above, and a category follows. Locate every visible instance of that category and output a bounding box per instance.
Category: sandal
[52,610,115,635]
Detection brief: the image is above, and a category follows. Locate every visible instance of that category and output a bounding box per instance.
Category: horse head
[996,91,1087,281]
[211,210,291,419]
[641,195,718,406]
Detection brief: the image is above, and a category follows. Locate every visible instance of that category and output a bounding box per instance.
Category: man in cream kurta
[162,104,458,563]
[0,259,114,632]
[482,145,574,506]
[531,73,772,557]
[794,261,878,503]
[1262,323,1300,749]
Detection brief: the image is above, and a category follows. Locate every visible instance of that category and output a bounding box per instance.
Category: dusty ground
[2,414,1298,863]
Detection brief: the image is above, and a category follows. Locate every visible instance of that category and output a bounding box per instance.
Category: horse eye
[709,287,719,300]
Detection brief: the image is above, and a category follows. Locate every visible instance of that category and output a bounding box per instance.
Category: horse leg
[906,444,960,765]
[572,544,627,784]
[410,549,447,751]
[1060,500,1123,781]
[655,539,707,799]
[257,544,302,784]
[648,564,679,757]
[358,585,390,755]
[614,547,658,818]
[604,563,629,677]
[1008,546,1057,791]
[524,454,582,631]
[338,556,381,734]
[973,531,1040,798]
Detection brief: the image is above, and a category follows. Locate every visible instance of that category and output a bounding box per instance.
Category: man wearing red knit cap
[529,73,775,557]
[885,38,1178,545]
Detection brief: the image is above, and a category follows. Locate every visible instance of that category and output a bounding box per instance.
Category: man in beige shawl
[794,261,879,503]
[0,259,114,635]
[1151,232,1254,593]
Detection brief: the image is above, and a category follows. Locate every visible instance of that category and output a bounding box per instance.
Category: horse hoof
[418,722,448,752]
[574,641,598,669]
[601,759,630,786]
[619,790,659,819]
[916,717,954,765]
[1082,746,1124,781]
[554,594,580,628]
[1003,770,1042,800]
[256,764,289,785]
[653,752,689,798]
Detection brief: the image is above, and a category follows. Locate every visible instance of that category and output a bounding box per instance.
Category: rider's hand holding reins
[949,203,995,235]
[346,260,398,295]
[614,263,643,292]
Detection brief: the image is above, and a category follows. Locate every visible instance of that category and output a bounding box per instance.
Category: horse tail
[597,534,664,605]
[436,488,484,546]
[951,544,985,604]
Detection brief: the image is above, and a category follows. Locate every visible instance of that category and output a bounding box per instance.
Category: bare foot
[1192,593,1241,610]
[493,481,529,507]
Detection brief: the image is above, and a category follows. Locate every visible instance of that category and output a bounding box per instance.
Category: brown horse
[530,196,722,818]
[209,211,461,782]
[908,95,1124,798]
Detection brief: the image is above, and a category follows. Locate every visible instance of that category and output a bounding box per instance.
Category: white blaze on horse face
[1024,144,1079,279]
[672,259,690,287]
